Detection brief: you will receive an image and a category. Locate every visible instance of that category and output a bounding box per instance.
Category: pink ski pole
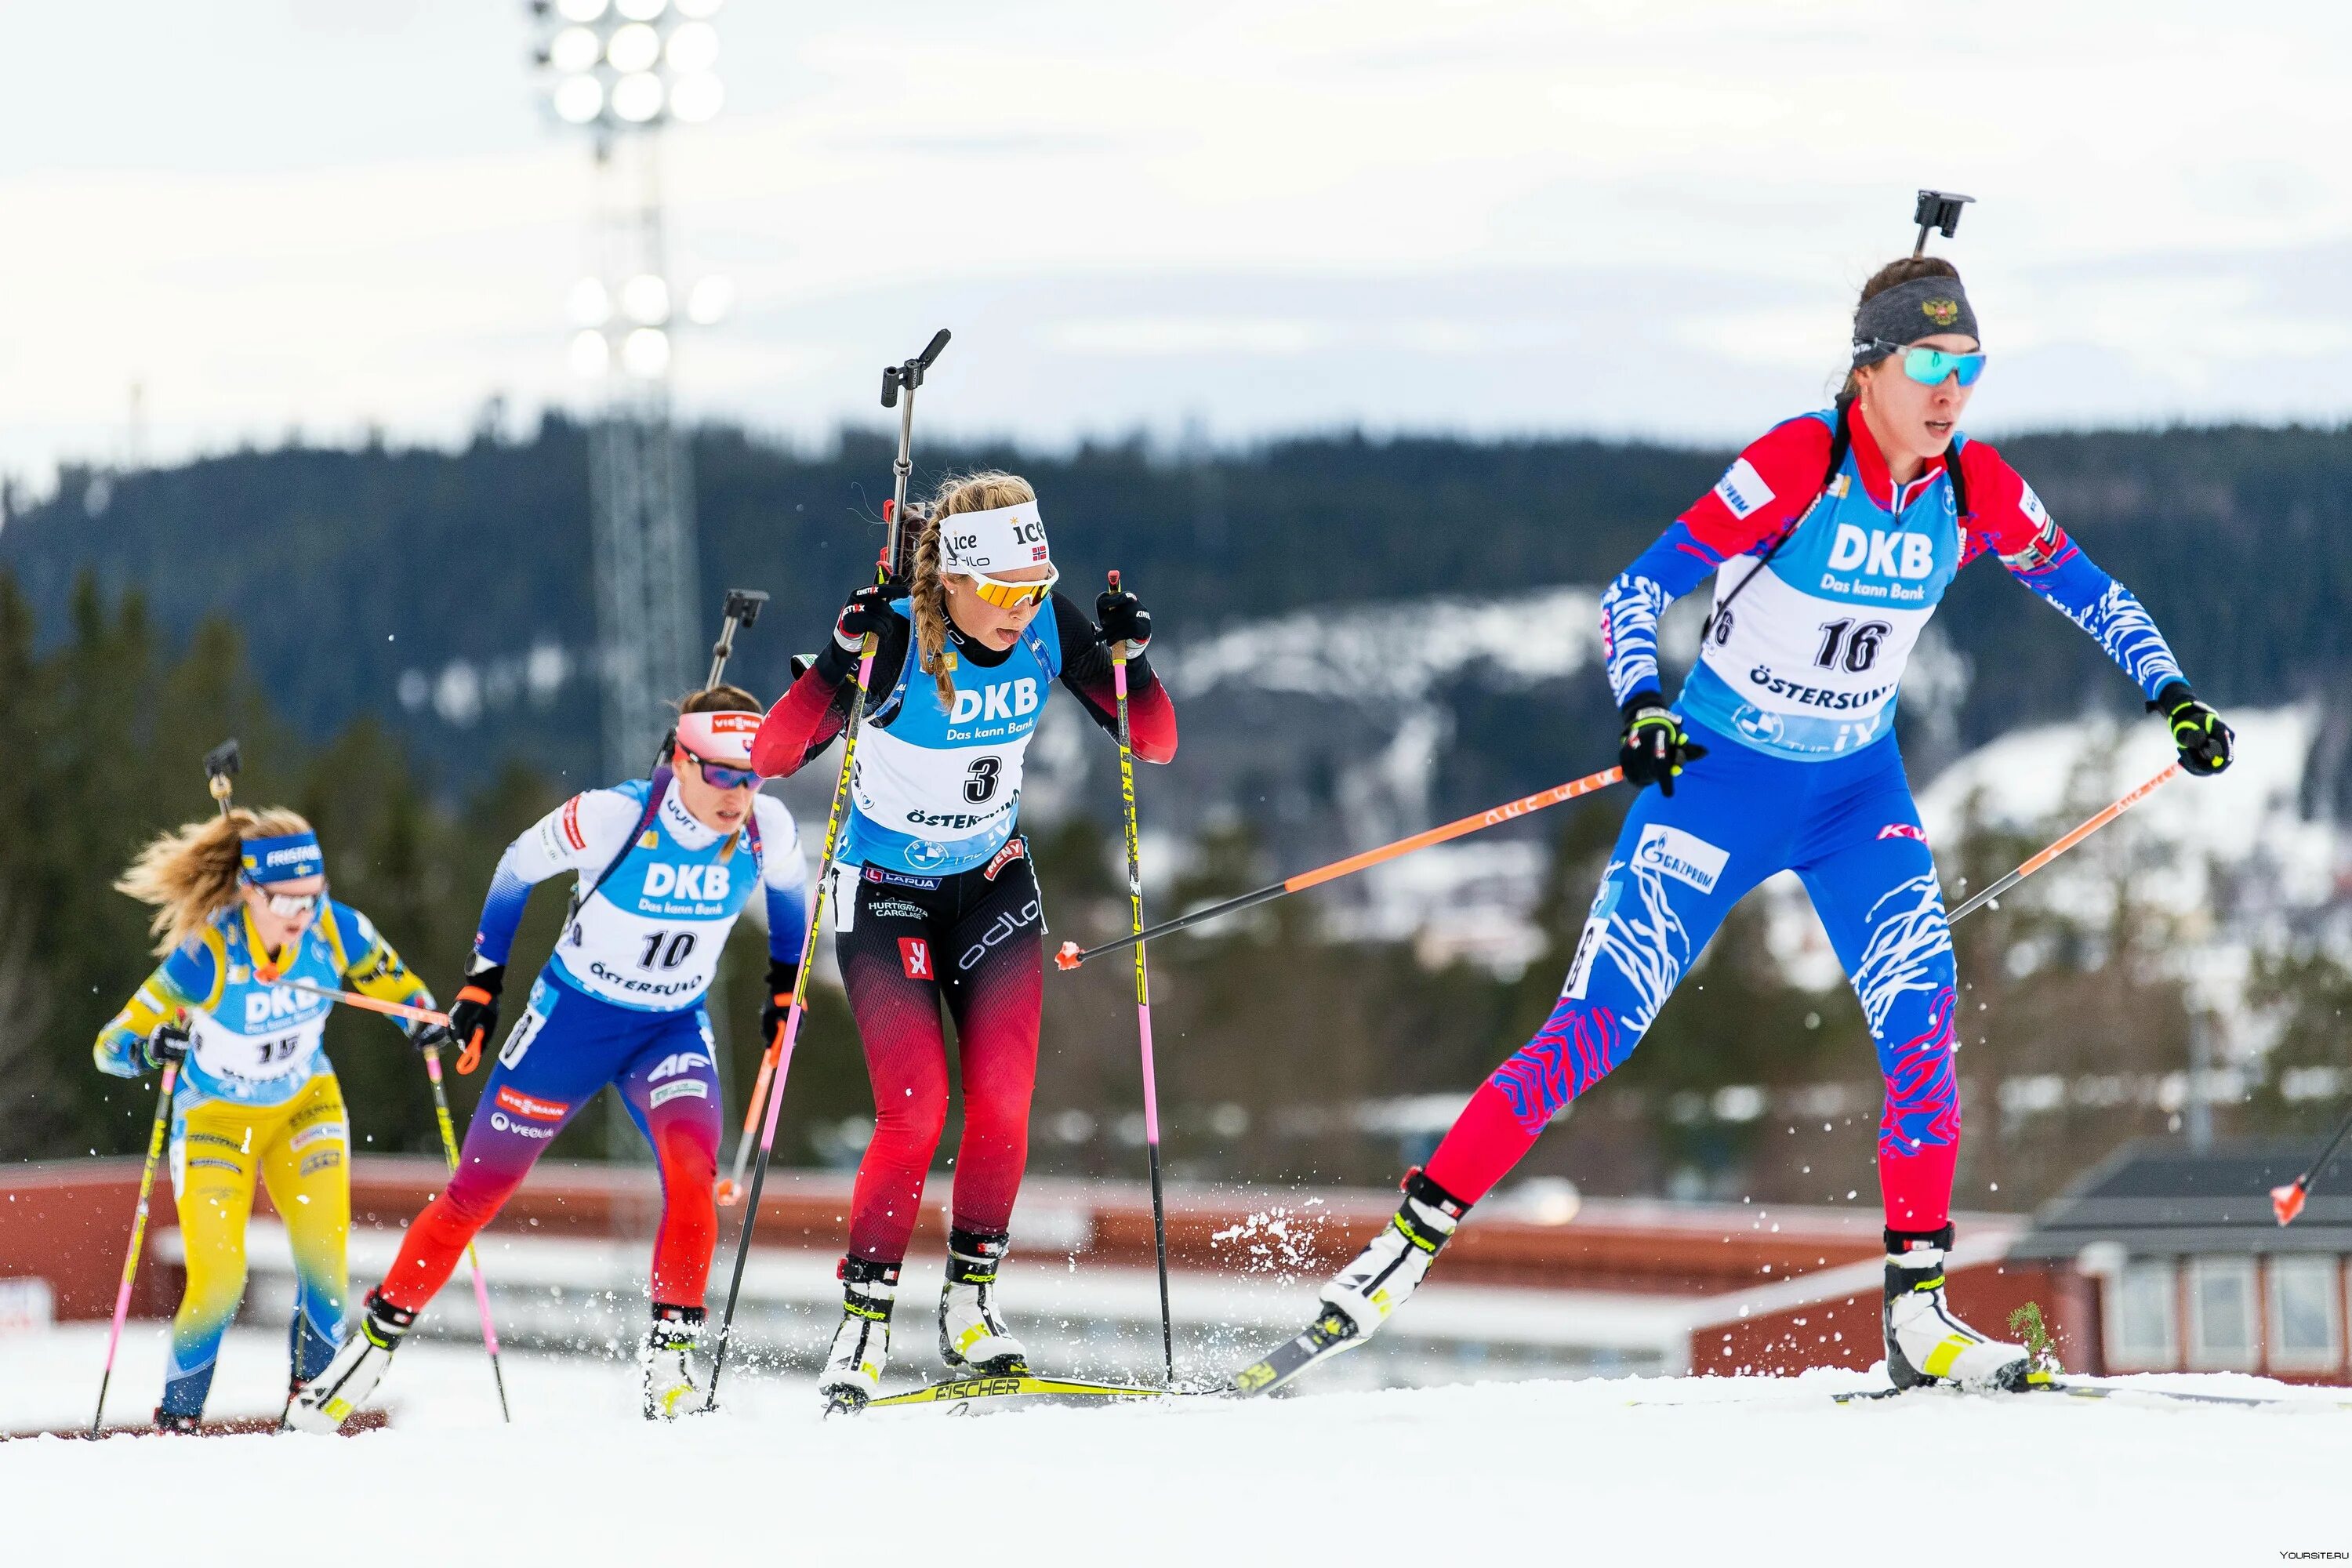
[1107,569,1176,1385]
[92,1058,178,1435]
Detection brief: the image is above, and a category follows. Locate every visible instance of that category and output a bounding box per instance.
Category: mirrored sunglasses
[687,753,760,790]
[1866,341,1987,387]
[958,563,1058,610]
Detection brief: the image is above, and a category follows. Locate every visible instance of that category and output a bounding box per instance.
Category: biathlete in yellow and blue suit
[97,806,440,1431]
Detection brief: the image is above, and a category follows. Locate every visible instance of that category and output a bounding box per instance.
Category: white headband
[939,500,1052,577]
[676,710,759,768]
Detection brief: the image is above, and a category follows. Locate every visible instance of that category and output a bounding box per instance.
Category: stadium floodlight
[553,73,604,124]
[549,25,601,72]
[606,21,661,72]
[666,74,721,125]
[665,20,717,73]
[621,326,672,378]
[556,0,608,20]
[612,71,664,122]
[568,277,614,326]
[615,0,666,18]
[568,329,612,378]
[686,275,734,325]
[620,274,671,325]
[675,0,722,16]
[668,72,723,123]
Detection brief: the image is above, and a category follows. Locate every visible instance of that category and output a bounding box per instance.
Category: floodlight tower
[528,0,731,779]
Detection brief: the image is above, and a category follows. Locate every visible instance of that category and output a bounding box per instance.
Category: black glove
[446,962,505,1075]
[758,956,798,1045]
[2153,682,2232,775]
[405,1017,459,1055]
[142,1022,191,1073]
[1095,587,1151,655]
[1619,692,1708,797]
[818,579,906,679]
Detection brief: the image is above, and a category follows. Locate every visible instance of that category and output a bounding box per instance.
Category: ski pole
[1057,764,1627,970]
[714,1031,779,1207]
[274,978,451,1029]
[1944,761,2180,925]
[421,1042,511,1421]
[704,327,949,1410]
[2271,1107,2352,1227]
[92,1054,179,1435]
[1104,570,1176,1386]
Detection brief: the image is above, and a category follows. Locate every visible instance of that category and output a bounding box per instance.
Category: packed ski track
[5,1329,2347,1565]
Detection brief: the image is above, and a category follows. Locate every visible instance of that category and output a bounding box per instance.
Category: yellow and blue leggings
[161,1073,351,1420]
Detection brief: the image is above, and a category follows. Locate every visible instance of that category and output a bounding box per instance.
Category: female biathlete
[291,686,808,1428]
[752,471,1176,1413]
[1268,256,2235,1394]
[96,808,441,1431]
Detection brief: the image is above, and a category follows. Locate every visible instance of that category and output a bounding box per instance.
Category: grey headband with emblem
[1852,275,1979,366]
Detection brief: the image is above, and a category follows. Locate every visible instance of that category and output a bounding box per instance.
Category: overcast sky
[5,0,2351,482]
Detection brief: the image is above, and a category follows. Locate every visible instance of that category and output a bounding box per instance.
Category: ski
[1828,1379,2347,1410]
[1231,1306,1361,1398]
[865,1372,1179,1416]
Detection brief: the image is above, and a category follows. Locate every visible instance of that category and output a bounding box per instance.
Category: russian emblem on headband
[1921,297,1962,328]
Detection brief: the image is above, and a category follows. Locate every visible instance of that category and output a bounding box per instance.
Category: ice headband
[241,832,323,884]
[1852,275,1980,367]
[938,499,1052,577]
[676,710,759,767]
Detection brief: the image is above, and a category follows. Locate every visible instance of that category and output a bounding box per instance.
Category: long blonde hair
[908,470,1040,713]
[117,807,315,956]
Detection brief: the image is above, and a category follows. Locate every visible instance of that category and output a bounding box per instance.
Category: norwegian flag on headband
[676,710,760,767]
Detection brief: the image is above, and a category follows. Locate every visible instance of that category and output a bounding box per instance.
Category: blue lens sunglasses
[1864,339,1987,388]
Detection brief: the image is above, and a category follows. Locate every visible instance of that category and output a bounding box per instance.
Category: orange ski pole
[1055,764,1626,971]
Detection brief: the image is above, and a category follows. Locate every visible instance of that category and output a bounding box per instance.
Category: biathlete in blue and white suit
[292,687,808,1428]
[1289,254,2236,1396]
[754,470,1177,1412]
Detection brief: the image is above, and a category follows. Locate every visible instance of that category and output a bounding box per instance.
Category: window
[2266,1257,2343,1373]
[2188,1257,2259,1370]
[2107,1258,2177,1369]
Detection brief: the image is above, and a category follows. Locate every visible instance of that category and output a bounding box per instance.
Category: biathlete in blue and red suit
[292,687,809,1428]
[751,470,1175,1413]
[1260,253,2236,1396]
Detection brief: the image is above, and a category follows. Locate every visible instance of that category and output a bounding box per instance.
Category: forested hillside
[7,419,2346,811]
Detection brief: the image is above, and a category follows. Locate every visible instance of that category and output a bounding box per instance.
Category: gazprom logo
[1633,824,1729,895]
[1713,458,1773,521]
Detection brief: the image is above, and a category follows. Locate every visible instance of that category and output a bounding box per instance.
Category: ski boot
[818,1258,898,1417]
[1236,1168,1468,1396]
[938,1228,1028,1375]
[1884,1225,2042,1392]
[151,1408,202,1435]
[287,1291,414,1433]
[641,1303,705,1421]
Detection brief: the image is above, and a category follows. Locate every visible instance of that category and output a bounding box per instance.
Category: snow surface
[5,1325,2348,1565]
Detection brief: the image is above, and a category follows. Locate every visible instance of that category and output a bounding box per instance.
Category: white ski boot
[1884,1225,2042,1392]
[286,1293,413,1433]
[818,1258,898,1417]
[1319,1168,1467,1339]
[641,1303,704,1421]
[1236,1168,1470,1397]
[938,1229,1028,1375]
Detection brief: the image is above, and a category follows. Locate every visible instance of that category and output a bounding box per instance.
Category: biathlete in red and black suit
[1247,251,2235,1397]
[753,469,1175,1413]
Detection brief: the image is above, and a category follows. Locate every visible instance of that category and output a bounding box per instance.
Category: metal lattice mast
[584,136,702,777]
[528,0,729,777]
